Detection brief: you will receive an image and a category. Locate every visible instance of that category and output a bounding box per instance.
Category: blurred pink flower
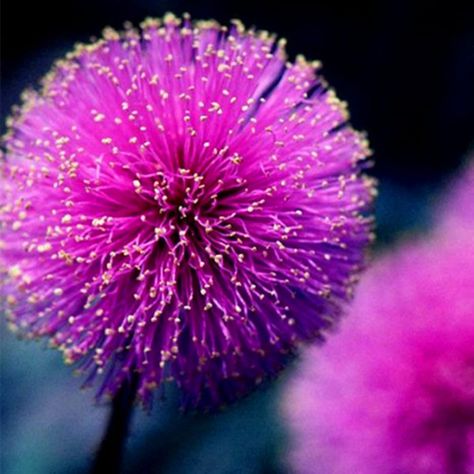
[283,164,474,473]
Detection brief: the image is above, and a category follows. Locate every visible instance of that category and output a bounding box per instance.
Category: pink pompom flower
[283,166,474,472]
[1,14,374,409]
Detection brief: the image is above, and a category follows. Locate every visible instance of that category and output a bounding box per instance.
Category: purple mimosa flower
[282,167,474,472]
[1,14,374,409]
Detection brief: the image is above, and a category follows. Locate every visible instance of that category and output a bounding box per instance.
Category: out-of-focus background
[1,1,473,473]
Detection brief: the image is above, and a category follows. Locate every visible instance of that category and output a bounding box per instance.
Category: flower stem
[91,375,138,474]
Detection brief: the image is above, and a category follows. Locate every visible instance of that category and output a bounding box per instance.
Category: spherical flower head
[0,14,374,409]
[283,232,474,470]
